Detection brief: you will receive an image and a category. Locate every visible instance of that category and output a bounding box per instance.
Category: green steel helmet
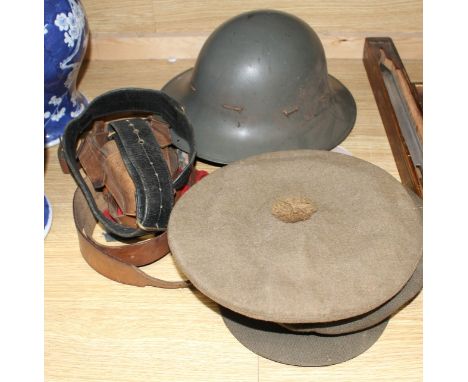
[162,9,357,164]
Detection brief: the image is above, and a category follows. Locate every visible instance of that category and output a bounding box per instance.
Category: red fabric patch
[103,206,124,222]
[179,169,209,196]
[103,209,116,222]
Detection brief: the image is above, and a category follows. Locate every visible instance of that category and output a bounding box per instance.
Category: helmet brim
[162,68,357,164]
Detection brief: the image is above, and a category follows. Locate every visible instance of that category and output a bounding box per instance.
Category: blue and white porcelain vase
[44,0,89,147]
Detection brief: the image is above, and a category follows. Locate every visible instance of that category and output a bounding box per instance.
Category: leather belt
[109,118,175,231]
[71,168,207,289]
[61,88,196,239]
[60,88,202,288]
[73,185,190,288]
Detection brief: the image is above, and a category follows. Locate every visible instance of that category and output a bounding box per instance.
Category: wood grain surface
[82,0,422,34]
[45,58,422,381]
[81,0,422,60]
[87,32,423,61]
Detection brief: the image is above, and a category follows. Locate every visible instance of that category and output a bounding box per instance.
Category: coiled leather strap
[61,88,196,238]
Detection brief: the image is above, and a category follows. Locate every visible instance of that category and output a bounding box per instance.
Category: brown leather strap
[73,186,190,289]
[80,176,167,266]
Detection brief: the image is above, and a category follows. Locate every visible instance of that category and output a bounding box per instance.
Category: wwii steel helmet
[162,10,357,164]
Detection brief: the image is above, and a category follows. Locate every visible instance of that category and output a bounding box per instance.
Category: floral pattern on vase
[44,0,89,147]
